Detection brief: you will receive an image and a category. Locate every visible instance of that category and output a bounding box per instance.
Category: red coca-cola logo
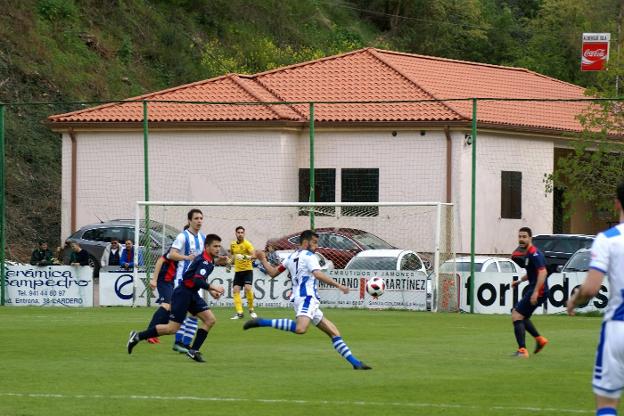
[584,49,606,58]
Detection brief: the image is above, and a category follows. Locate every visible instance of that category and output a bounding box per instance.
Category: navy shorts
[156,281,174,304]
[514,290,548,318]
[233,270,253,287]
[169,286,209,323]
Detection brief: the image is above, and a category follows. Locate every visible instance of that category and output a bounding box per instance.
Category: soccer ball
[366,277,385,298]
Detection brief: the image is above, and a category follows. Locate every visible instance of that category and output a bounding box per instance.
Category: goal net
[132,201,457,312]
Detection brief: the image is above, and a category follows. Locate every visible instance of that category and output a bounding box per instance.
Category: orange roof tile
[48,48,591,132]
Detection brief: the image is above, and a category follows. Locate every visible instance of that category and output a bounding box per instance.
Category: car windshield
[346,256,397,270]
[351,233,394,249]
[440,261,483,272]
[533,237,593,254]
[141,222,179,247]
[564,250,591,272]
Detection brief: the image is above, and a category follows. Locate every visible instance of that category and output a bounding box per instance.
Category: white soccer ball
[366,277,385,298]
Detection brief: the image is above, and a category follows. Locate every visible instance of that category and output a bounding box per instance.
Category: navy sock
[524,318,540,338]
[138,326,158,340]
[513,320,526,349]
[148,307,170,329]
[191,328,208,351]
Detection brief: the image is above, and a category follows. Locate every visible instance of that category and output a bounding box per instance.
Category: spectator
[69,242,90,266]
[30,241,53,266]
[52,245,64,265]
[101,239,122,267]
[120,239,144,270]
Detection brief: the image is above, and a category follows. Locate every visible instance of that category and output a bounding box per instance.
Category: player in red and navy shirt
[510,226,549,358]
[144,247,179,341]
[127,234,225,363]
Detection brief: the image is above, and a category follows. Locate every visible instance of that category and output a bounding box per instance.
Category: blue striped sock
[597,407,617,416]
[257,318,295,332]
[182,317,198,346]
[332,336,361,367]
[174,321,186,344]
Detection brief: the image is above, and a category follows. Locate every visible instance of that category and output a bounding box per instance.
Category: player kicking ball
[245,230,371,370]
[127,234,225,363]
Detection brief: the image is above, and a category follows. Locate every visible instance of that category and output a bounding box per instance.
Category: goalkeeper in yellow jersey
[229,226,257,319]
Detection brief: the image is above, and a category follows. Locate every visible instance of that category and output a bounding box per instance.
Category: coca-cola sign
[581,33,610,71]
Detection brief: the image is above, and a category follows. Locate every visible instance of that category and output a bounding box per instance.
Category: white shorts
[292,296,324,325]
[593,321,624,399]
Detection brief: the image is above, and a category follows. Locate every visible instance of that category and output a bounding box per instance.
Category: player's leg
[127,296,185,355]
[231,272,244,319]
[242,296,310,333]
[593,321,624,416]
[244,272,257,318]
[316,312,371,370]
[147,282,174,343]
[524,295,549,353]
[511,308,528,357]
[173,278,190,348]
[180,316,198,349]
[185,296,215,363]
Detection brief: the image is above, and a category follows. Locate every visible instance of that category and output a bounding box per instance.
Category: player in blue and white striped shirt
[568,180,624,416]
[166,209,206,353]
[245,230,371,370]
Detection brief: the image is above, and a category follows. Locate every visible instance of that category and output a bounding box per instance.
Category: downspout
[444,126,452,203]
[69,129,77,233]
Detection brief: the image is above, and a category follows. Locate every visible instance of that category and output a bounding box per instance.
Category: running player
[568,180,624,416]
[245,230,371,370]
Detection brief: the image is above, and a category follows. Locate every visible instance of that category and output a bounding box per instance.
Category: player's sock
[513,320,526,349]
[182,317,198,346]
[175,321,187,345]
[190,328,208,351]
[233,292,244,315]
[597,407,617,415]
[147,307,170,329]
[331,336,362,367]
[138,326,159,340]
[524,318,540,338]
[246,290,255,311]
[256,318,296,332]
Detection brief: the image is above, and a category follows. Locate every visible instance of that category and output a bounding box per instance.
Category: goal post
[133,201,457,311]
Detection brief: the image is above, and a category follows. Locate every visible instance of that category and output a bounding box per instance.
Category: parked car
[439,256,525,274]
[344,249,427,273]
[532,234,594,275]
[65,219,180,274]
[268,228,395,269]
[557,248,591,273]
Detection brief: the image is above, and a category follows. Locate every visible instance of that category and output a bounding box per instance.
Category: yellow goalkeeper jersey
[231,239,254,272]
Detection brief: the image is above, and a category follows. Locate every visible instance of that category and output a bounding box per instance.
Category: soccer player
[567,180,624,416]
[167,209,206,352]
[246,230,372,370]
[127,234,225,363]
[509,226,549,358]
[229,226,257,319]
[144,246,178,344]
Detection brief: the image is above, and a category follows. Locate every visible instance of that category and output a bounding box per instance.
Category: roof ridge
[227,74,294,120]
[48,73,236,121]
[367,49,467,119]
[252,77,308,120]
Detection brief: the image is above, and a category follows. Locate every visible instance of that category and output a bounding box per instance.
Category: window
[320,233,358,250]
[499,261,516,273]
[341,168,379,216]
[484,262,498,272]
[400,253,423,271]
[299,169,335,216]
[501,171,522,219]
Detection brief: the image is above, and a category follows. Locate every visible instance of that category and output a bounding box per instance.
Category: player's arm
[167,247,194,262]
[150,256,165,290]
[567,269,604,315]
[312,270,349,294]
[255,250,285,278]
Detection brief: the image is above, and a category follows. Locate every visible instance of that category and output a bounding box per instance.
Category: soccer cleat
[127,331,139,354]
[172,342,190,354]
[353,362,373,370]
[230,313,244,320]
[534,336,549,354]
[243,318,261,330]
[186,349,206,363]
[147,337,160,344]
[249,310,258,319]
[513,347,529,358]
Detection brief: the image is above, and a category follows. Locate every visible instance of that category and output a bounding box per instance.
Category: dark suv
[65,219,179,275]
[531,234,594,275]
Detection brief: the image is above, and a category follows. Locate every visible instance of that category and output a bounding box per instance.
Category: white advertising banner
[3,265,93,307]
[458,272,609,314]
[99,268,428,310]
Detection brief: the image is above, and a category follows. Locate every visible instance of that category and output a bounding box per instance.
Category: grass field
[0,307,605,415]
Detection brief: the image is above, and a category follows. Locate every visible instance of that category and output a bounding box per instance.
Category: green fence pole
[0,104,5,306]
[309,102,315,230]
[142,100,151,306]
[470,98,477,314]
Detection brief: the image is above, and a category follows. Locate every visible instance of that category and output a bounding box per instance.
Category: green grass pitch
[0,307,603,415]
